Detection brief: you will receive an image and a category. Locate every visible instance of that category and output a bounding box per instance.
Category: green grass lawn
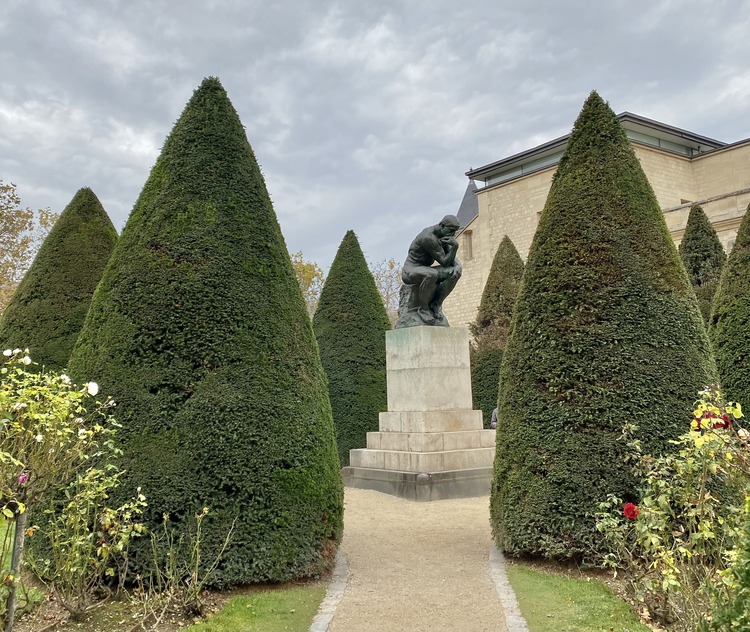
[507,563,652,632]
[186,585,327,632]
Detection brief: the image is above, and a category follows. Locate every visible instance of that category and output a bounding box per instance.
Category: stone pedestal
[342,326,495,500]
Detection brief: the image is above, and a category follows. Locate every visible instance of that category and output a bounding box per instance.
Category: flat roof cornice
[466,134,568,179]
[466,112,728,181]
[617,112,725,148]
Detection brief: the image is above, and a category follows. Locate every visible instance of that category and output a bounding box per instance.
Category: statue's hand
[436,267,452,282]
[440,236,458,249]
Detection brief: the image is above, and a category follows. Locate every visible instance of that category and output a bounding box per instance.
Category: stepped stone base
[342,466,494,501]
[350,443,495,472]
[343,326,496,501]
[379,409,483,432]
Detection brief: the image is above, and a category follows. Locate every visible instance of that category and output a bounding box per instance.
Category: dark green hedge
[679,204,726,324]
[470,235,524,427]
[470,345,503,428]
[711,202,750,408]
[68,77,343,586]
[313,230,390,466]
[0,188,116,370]
[491,92,717,561]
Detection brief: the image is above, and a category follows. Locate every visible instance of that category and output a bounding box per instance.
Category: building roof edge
[466,112,729,181]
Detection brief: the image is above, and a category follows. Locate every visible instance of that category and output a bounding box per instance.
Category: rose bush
[623,503,640,521]
[595,386,750,631]
[0,349,143,628]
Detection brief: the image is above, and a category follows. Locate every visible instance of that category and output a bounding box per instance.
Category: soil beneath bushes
[12,574,328,632]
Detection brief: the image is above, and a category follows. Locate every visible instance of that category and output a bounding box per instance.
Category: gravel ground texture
[327,487,509,632]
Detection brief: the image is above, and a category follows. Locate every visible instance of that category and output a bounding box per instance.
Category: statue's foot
[417,307,436,324]
[431,304,444,321]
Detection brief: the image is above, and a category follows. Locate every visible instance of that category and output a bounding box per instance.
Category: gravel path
[324,488,510,632]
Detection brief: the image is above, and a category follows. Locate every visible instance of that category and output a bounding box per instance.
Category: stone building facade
[444,113,750,329]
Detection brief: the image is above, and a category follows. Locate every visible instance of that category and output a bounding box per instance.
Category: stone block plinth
[343,326,496,501]
[378,409,483,433]
[385,326,473,412]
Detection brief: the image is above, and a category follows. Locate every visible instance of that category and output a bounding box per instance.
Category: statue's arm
[435,236,458,267]
[451,256,462,278]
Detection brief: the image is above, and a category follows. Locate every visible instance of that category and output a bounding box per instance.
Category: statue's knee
[418,268,438,284]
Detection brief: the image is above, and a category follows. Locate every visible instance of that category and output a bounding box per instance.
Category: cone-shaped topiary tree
[679,204,726,324]
[68,77,343,585]
[313,230,390,466]
[470,236,524,428]
[491,91,717,560]
[711,202,750,408]
[0,188,116,369]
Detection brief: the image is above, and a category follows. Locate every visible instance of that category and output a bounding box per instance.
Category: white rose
[60,374,71,384]
[35,434,43,442]
[22,356,31,366]
[86,382,99,396]
[78,428,86,438]
[2,349,12,357]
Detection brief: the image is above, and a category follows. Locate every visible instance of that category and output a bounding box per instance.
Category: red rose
[623,502,640,521]
[713,414,732,429]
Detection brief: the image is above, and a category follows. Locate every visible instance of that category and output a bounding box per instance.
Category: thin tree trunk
[4,510,28,632]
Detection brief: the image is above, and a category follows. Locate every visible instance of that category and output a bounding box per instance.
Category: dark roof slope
[456,180,478,229]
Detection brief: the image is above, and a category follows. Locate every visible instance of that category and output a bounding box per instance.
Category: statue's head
[437,214,460,237]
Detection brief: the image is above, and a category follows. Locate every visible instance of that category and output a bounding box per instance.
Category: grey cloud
[1,0,749,271]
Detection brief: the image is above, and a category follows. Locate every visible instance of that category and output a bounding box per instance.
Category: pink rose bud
[18,473,29,485]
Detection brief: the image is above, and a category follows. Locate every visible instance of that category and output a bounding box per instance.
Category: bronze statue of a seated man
[397,215,462,328]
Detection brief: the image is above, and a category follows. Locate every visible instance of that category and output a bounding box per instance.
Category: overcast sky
[2,0,749,271]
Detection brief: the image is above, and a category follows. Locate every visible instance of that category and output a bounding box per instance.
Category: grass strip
[186,585,327,632]
[506,563,651,632]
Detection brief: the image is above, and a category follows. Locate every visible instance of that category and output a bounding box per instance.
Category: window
[463,231,473,261]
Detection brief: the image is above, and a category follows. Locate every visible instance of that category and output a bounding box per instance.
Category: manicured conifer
[0,188,116,369]
[711,202,750,407]
[491,92,716,560]
[679,204,726,324]
[68,78,343,585]
[313,230,390,466]
[470,236,524,427]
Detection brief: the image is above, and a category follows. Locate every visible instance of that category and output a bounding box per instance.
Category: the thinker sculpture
[396,214,462,328]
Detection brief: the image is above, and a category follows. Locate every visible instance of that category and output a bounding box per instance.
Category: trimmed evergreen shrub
[68,77,343,586]
[710,202,750,407]
[470,235,524,427]
[679,204,726,324]
[491,91,717,560]
[470,346,503,428]
[313,230,390,466]
[0,188,116,370]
